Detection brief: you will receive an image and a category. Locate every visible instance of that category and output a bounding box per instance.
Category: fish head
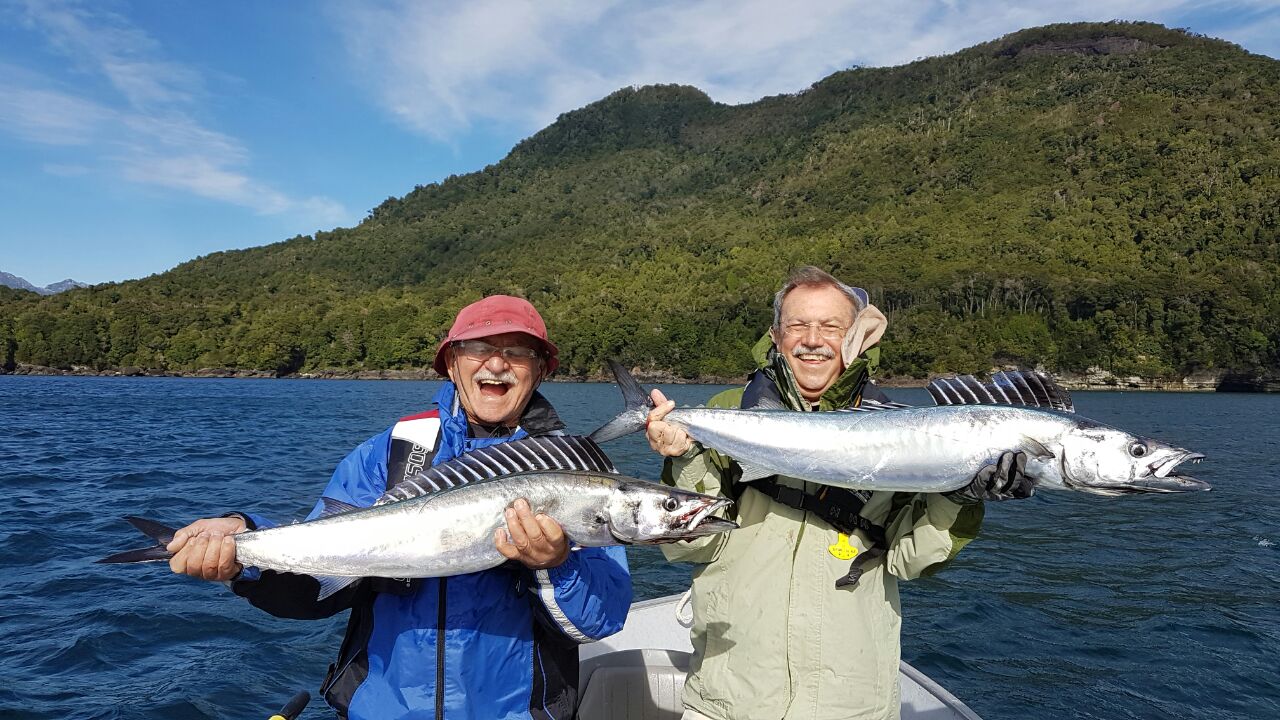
[1057,424,1209,496]
[605,483,737,544]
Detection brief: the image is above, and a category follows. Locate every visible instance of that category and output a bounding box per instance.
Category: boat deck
[577,594,981,720]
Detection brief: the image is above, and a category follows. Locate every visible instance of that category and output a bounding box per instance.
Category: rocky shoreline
[4,363,1277,392]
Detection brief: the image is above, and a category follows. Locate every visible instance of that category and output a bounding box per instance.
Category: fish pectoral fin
[736,459,775,483]
[1016,435,1055,459]
[318,497,361,518]
[752,396,787,411]
[313,574,360,601]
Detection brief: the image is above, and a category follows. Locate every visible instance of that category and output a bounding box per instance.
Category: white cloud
[16,0,202,108]
[2,0,345,220]
[0,79,113,145]
[331,0,612,139]
[1204,10,1280,58]
[330,0,1280,140]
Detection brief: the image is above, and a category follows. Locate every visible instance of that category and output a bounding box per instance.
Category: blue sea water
[1,375,1277,719]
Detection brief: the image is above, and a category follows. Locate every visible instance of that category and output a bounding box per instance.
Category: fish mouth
[1124,451,1210,494]
[687,516,740,536]
[679,498,737,536]
[1117,476,1212,493]
[1150,451,1205,479]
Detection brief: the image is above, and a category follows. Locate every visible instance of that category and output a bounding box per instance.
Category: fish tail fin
[589,359,653,444]
[96,516,178,564]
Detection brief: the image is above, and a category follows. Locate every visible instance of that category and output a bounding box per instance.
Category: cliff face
[1055,367,1225,391]
[6,360,1278,393]
[1215,372,1280,393]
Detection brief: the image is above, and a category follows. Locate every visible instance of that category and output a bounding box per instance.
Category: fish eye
[1128,441,1148,458]
[663,497,679,512]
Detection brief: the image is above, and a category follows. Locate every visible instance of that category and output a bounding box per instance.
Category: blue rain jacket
[234,383,632,720]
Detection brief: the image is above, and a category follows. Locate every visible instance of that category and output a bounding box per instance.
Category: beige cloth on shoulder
[841,303,888,366]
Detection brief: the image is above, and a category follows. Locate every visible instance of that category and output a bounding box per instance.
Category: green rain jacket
[660,338,984,720]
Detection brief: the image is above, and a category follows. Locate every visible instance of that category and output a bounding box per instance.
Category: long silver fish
[590,360,1208,496]
[100,435,736,598]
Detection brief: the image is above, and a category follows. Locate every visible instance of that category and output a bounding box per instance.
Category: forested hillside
[3,22,1277,384]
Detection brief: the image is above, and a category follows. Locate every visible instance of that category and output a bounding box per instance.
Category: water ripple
[1,377,1278,720]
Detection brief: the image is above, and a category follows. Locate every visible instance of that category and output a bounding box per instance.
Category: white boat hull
[578,594,981,720]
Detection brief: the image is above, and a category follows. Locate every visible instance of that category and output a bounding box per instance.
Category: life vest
[738,369,890,588]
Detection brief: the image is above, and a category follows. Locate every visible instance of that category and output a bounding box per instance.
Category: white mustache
[474,369,518,384]
[792,344,835,359]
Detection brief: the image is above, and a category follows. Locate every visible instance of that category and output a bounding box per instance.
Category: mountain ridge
[2,21,1276,387]
[0,271,86,296]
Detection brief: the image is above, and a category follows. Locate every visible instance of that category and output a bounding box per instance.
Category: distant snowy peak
[0,272,41,294]
[43,279,88,294]
[0,271,87,295]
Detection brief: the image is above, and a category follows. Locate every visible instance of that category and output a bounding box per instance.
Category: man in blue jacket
[166,295,632,720]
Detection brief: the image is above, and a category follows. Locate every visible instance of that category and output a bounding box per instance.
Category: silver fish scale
[668,404,1077,493]
[595,360,1205,498]
[235,471,626,578]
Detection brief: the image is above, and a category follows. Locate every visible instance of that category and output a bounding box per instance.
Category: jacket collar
[434,382,565,437]
[746,332,879,411]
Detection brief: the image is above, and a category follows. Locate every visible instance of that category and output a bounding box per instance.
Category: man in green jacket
[645,266,1033,720]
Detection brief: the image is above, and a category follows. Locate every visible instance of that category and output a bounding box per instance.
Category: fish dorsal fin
[374,435,619,505]
[927,371,1074,412]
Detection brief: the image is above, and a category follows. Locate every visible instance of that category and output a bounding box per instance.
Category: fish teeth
[687,503,712,528]
[686,499,729,530]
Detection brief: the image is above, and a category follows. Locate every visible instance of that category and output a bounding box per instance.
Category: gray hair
[771,266,867,330]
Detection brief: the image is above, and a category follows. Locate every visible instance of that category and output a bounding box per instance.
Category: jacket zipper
[436,577,447,720]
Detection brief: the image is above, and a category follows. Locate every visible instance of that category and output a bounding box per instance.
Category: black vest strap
[752,478,888,589]
[739,369,889,588]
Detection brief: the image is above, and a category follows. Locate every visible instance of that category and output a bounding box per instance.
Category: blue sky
[2,0,1277,288]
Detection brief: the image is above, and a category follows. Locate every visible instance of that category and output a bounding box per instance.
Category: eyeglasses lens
[456,340,539,363]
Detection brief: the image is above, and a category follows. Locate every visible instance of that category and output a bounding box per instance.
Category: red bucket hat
[432,295,559,376]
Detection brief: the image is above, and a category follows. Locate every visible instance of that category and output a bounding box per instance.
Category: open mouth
[1150,451,1205,478]
[681,498,734,530]
[477,379,510,397]
[1121,451,1210,493]
[795,353,832,365]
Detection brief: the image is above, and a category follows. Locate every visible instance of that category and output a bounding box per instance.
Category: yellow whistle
[828,533,859,560]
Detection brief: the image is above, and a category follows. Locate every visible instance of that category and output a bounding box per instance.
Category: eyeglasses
[452,340,542,364]
[779,322,848,340]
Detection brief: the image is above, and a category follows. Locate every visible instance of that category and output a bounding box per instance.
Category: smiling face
[769,283,858,402]
[445,332,545,427]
